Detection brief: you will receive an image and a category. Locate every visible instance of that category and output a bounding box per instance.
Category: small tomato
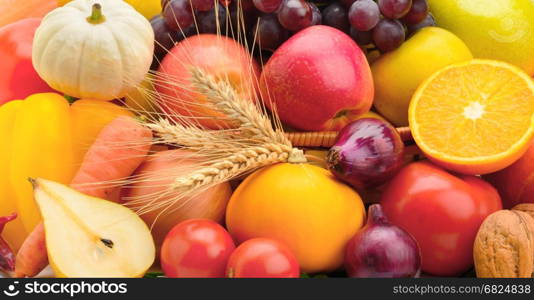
[226,238,300,278]
[161,219,235,278]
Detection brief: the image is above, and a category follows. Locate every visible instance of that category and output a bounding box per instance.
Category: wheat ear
[189,67,291,146]
[153,66,306,193]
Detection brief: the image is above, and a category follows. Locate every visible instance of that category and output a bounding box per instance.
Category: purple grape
[402,0,428,24]
[151,15,178,58]
[372,18,405,52]
[150,15,195,69]
[350,27,372,46]
[407,12,435,34]
[161,0,170,9]
[191,0,215,11]
[253,0,283,13]
[349,0,380,31]
[163,0,195,30]
[378,0,412,19]
[340,0,357,8]
[310,3,322,25]
[197,4,228,34]
[229,1,260,32]
[277,0,313,32]
[322,2,350,33]
[252,14,289,50]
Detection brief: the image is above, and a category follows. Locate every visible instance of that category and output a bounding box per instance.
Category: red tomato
[380,162,502,276]
[0,18,54,105]
[161,219,236,278]
[226,238,300,278]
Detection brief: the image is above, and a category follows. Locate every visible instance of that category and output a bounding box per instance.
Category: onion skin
[326,118,404,190]
[344,204,421,278]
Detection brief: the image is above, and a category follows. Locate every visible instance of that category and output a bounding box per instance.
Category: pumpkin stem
[287,148,308,164]
[87,3,105,24]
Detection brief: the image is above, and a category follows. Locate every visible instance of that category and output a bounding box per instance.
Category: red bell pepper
[0,18,54,105]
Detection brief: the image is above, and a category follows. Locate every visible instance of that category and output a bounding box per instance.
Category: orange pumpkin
[0,0,57,28]
[226,163,366,273]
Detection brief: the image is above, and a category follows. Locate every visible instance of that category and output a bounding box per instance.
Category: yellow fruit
[124,74,159,117]
[58,0,161,20]
[409,59,534,175]
[226,163,366,273]
[123,0,161,20]
[372,27,472,126]
[429,0,534,76]
[356,111,385,121]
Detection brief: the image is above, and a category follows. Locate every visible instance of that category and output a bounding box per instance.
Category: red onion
[0,213,16,273]
[326,118,404,190]
[345,204,421,277]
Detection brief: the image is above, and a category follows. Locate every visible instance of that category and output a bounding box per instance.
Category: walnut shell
[513,203,534,220]
[473,210,534,278]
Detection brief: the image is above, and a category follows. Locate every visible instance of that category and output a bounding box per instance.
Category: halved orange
[409,59,534,175]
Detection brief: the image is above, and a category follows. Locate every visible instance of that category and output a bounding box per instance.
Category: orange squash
[0,0,57,28]
[226,163,366,273]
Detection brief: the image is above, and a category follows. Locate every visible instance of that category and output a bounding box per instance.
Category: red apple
[260,25,374,131]
[121,150,232,250]
[484,141,534,208]
[156,34,261,129]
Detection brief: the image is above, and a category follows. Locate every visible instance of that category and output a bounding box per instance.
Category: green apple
[429,0,534,75]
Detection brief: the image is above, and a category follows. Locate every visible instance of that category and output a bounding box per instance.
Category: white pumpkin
[32,0,154,100]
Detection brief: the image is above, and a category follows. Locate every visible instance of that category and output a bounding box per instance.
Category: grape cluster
[346,0,433,52]
[151,0,435,63]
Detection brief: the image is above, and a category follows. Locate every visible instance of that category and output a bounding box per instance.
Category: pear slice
[31,178,155,278]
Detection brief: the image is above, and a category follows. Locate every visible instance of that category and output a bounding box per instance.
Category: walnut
[513,203,534,220]
[473,210,534,278]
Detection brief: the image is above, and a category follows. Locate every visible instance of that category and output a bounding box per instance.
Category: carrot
[70,116,153,199]
[14,116,153,277]
[13,223,46,278]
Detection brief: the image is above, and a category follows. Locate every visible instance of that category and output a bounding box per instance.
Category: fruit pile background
[1,0,534,279]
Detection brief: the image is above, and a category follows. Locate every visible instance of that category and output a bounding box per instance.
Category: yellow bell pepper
[2,93,133,248]
[10,93,75,234]
[0,100,26,251]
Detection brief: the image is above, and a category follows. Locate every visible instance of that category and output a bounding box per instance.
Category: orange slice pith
[409,59,534,175]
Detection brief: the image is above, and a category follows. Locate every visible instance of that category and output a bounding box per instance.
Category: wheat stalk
[171,144,303,191]
[127,66,305,214]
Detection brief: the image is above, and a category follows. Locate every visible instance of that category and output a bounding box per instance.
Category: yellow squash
[3,93,132,247]
[226,163,366,273]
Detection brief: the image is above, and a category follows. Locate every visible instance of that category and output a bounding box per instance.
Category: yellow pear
[31,178,155,278]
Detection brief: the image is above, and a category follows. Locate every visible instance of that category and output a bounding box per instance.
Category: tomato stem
[87,3,106,24]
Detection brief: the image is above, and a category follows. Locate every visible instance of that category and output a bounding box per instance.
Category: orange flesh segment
[412,60,534,160]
